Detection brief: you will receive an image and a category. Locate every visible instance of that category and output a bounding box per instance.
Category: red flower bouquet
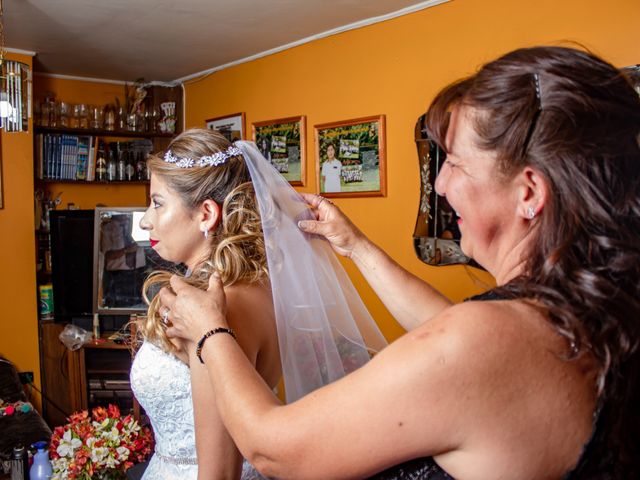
[50,404,153,479]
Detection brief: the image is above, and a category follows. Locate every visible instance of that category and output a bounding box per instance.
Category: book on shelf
[75,135,91,180]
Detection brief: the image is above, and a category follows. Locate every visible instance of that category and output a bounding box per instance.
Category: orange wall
[184,0,639,341]
[0,52,40,401]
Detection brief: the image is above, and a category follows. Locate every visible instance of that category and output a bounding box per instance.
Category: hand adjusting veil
[236,141,387,403]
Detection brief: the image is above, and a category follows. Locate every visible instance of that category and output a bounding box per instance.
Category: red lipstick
[150,239,159,247]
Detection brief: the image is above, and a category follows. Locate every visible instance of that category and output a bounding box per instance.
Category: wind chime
[0,0,31,133]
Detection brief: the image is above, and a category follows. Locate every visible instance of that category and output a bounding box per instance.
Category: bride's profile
[129,128,386,479]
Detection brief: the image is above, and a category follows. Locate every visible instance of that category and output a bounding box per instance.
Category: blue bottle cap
[32,441,48,450]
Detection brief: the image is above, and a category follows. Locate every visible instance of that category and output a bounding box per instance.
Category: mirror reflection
[93,207,176,314]
[413,113,476,267]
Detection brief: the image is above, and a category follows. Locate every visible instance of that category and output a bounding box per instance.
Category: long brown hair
[139,129,268,352]
[426,46,640,476]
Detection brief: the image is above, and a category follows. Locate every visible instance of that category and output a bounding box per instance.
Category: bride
[129,128,386,479]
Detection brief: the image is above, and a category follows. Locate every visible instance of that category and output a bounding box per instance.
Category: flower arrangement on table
[50,404,153,479]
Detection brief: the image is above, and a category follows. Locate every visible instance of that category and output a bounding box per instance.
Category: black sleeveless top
[367,289,609,480]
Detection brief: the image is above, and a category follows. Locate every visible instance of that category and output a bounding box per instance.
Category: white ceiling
[4,0,446,83]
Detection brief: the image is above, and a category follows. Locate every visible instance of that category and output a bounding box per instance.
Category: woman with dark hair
[161,46,640,479]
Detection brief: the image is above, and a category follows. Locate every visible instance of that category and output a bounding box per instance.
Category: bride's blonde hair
[139,129,267,352]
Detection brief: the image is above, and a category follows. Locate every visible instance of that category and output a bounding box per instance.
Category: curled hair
[426,47,640,475]
[138,129,267,353]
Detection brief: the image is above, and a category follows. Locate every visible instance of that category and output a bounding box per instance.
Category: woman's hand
[161,273,229,343]
[297,193,367,259]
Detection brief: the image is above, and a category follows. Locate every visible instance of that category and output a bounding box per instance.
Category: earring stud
[527,206,536,219]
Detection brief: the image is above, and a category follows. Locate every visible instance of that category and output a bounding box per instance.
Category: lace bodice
[130,341,264,479]
[130,341,198,479]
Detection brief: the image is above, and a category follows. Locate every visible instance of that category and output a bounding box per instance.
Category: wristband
[195,327,236,364]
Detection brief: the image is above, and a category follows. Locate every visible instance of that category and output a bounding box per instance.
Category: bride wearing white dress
[129,128,386,479]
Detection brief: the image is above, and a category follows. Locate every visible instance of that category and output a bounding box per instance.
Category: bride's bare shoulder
[224,280,275,327]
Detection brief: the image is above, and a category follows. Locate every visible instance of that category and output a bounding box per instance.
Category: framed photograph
[206,112,246,142]
[252,115,306,186]
[315,115,386,198]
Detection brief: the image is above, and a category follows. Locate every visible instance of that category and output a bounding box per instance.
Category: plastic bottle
[30,441,53,480]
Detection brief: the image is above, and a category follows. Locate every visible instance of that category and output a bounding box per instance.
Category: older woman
[162,46,640,479]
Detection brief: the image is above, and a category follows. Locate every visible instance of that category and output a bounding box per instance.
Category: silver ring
[161,308,170,325]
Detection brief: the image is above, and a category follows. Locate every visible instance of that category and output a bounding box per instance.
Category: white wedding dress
[130,341,264,479]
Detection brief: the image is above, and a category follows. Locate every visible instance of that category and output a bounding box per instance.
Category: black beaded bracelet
[196,327,236,364]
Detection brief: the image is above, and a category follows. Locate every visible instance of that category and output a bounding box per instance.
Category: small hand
[297,193,366,258]
[161,273,229,343]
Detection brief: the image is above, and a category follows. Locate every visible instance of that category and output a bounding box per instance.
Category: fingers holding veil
[297,193,365,259]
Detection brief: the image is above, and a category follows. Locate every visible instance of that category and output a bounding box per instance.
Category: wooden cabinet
[39,321,142,427]
[39,322,83,427]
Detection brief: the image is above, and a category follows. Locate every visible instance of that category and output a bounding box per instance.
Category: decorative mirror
[413,113,477,266]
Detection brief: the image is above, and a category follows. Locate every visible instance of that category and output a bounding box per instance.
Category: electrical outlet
[18,371,34,384]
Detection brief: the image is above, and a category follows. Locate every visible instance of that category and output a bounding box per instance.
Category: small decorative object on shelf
[159,101,176,133]
[38,283,54,320]
[49,404,153,480]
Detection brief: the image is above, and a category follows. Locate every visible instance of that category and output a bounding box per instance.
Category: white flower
[116,446,130,461]
[56,429,82,458]
[103,426,120,442]
[91,446,109,463]
[105,454,118,469]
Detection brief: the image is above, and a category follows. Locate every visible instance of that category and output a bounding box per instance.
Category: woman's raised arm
[297,193,452,330]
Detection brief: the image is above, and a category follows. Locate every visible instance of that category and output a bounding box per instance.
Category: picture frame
[205,112,246,142]
[252,115,306,186]
[315,115,386,198]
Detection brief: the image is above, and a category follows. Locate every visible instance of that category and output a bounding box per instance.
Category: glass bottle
[107,144,117,182]
[103,104,116,131]
[96,144,107,181]
[136,151,147,180]
[58,101,70,127]
[117,144,126,181]
[125,145,136,181]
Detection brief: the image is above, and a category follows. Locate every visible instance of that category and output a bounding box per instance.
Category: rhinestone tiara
[163,145,243,168]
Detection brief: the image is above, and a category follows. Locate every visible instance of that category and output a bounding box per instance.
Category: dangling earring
[527,206,536,220]
[202,228,209,239]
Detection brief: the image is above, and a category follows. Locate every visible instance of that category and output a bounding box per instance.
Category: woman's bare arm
[188,287,266,480]
[190,346,243,480]
[164,276,511,480]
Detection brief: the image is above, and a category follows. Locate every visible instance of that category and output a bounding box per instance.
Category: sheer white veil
[236,141,387,403]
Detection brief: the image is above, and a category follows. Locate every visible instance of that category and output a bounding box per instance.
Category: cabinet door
[40,322,83,427]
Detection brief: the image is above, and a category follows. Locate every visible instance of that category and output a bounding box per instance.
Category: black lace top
[366,288,617,480]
